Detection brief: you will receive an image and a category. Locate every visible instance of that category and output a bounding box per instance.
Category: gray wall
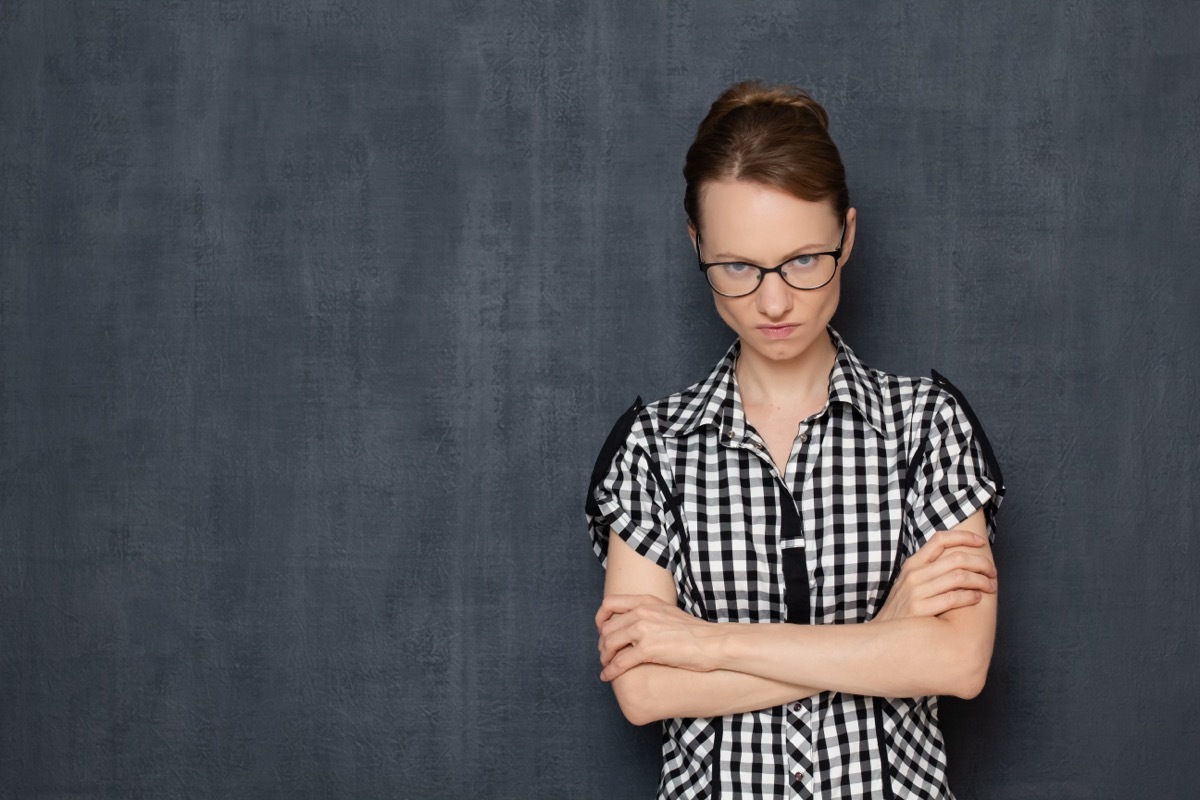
[2,2,1197,798]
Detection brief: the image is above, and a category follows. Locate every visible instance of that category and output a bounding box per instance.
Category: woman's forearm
[713,612,994,700]
[610,608,992,727]
[611,663,819,726]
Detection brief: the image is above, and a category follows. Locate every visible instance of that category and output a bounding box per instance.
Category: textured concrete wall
[2,2,1197,797]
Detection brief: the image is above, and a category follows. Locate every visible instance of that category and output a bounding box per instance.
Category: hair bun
[701,80,830,134]
[683,79,848,225]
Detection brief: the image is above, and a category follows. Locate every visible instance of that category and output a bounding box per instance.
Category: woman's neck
[735,331,838,412]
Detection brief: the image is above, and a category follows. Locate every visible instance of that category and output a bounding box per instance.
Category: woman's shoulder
[864,363,946,409]
[634,376,720,441]
[871,364,984,427]
[830,333,952,431]
[859,357,998,480]
[834,342,1003,483]
[638,346,740,441]
[868,363,979,432]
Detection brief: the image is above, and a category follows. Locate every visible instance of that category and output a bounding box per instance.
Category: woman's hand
[595,594,718,682]
[873,529,997,624]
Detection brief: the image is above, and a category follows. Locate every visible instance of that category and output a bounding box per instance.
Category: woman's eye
[722,263,755,276]
[788,254,819,269]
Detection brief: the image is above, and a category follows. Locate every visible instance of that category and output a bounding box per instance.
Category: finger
[600,644,645,682]
[598,597,676,640]
[598,617,643,666]
[597,619,623,657]
[595,595,652,632]
[909,551,997,584]
[943,551,997,578]
[599,606,669,656]
[921,588,984,617]
[592,599,638,633]
[597,629,625,667]
[595,605,615,632]
[598,594,668,619]
[599,637,624,668]
[598,606,644,642]
[596,606,635,635]
[921,569,998,600]
[912,529,986,566]
[598,634,623,668]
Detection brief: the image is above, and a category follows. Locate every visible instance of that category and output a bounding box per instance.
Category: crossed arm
[596,510,997,726]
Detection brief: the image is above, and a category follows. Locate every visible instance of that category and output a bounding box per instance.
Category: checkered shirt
[587,329,1003,800]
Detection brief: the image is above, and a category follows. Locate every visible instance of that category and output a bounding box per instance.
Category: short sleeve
[586,425,674,571]
[907,384,1004,548]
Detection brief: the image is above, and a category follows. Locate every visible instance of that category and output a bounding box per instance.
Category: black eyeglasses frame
[694,220,847,297]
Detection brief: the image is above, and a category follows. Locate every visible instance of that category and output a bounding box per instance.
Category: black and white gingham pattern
[588,329,1002,800]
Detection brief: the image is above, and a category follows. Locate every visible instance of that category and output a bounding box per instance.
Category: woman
[586,82,1005,799]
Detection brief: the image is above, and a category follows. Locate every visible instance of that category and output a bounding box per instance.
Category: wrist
[705,621,741,672]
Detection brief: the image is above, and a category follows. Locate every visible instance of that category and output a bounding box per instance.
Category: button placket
[786,701,815,793]
[797,420,812,446]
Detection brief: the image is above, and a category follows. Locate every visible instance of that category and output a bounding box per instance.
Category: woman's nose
[755,272,794,318]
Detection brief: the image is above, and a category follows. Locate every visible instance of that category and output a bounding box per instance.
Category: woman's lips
[759,324,799,340]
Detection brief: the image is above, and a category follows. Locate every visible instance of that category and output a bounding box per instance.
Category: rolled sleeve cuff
[913,475,1002,543]
[589,487,672,570]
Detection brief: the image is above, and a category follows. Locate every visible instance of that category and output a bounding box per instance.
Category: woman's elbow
[946,640,993,700]
[610,669,662,726]
[949,666,988,700]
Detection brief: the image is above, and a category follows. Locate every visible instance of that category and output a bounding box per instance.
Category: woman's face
[691,179,856,366]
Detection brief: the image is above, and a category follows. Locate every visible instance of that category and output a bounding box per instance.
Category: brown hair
[683,81,849,229]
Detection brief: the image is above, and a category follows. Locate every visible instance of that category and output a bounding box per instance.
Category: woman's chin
[743,331,821,363]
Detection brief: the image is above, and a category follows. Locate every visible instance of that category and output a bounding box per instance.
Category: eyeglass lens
[706,254,836,296]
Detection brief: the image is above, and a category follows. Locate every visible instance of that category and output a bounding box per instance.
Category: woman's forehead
[697,180,842,259]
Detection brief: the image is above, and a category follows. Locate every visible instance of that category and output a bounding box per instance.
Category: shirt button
[793,770,804,783]
[799,432,810,444]
[792,701,803,713]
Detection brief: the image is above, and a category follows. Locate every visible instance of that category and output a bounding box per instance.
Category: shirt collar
[661,327,889,440]
[825,328,889,437]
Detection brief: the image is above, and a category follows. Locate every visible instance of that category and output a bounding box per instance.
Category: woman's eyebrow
[708,241,829,263]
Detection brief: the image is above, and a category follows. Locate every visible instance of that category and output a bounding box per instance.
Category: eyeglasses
[695,220,846,297]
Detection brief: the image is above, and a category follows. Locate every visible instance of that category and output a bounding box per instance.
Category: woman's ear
[687,220,699,253]
[840,207,858,266]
